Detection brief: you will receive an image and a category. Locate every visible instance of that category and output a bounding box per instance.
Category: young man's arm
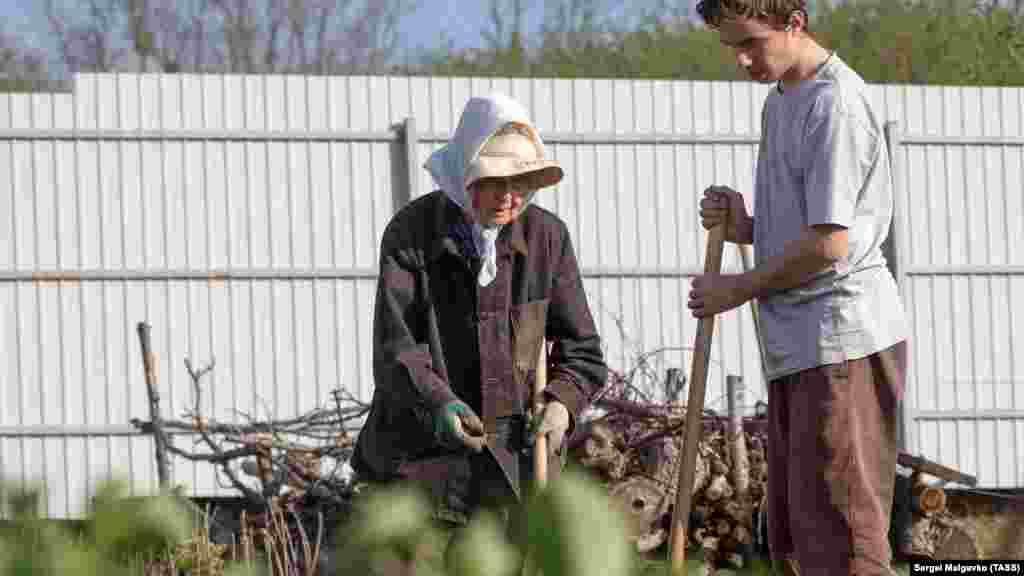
[739,224,848,301]
[711,92,869,310]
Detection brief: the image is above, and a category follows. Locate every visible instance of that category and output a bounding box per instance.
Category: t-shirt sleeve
[802,91,879,229]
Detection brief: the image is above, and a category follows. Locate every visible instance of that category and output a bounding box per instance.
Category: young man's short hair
[696,0,808,29]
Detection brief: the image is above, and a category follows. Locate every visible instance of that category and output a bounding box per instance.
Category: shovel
[669,223,726,573]
[532,340,549,489]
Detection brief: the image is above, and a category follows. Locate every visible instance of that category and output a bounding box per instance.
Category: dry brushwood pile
[129,342,774,572]
[567,391,769,569]
[130,356,370,574]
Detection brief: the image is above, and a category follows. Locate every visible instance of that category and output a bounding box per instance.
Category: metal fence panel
[881,84,1024,488]
[1,75,1022,517]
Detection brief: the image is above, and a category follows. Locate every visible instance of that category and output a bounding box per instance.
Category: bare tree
[44,0,416,75]
[208,0,266,72]
[141,0,216,72]
[327,0,415,73]
[205,0,417,74]
[0,31,48,82]
[483,0,531,52]
[45,0,124,73]
[541,0,625,52]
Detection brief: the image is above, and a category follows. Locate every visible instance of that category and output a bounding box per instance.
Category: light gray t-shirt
[753,53,908,381]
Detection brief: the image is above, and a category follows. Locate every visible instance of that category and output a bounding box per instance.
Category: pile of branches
[567,365,769,571]
[129,357,371,574]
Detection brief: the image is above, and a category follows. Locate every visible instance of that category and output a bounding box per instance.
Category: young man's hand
[688,273,754,318]
[434,400,487,453]
[700,186,752,244]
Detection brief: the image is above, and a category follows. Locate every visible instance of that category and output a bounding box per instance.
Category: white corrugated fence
[0,74,1021,517]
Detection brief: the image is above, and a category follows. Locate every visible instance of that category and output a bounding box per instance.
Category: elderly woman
[350,92,607,571]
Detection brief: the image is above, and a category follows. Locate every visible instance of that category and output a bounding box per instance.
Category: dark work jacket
[350,190,607,517]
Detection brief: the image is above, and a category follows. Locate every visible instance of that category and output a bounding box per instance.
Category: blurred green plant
[2,469,915,575]
[335,468,641,576]
[0,479,193,576]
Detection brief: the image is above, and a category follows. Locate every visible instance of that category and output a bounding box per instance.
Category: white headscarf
[424,92,548,286]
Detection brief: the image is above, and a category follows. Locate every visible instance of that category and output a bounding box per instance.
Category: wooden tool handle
[533,341,548,490]
[669,224,726,573]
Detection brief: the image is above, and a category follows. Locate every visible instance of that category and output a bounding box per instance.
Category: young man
[688,1,909,574]
[350,92,607,574]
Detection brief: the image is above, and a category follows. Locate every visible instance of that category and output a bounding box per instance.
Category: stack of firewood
[568,398,768,569]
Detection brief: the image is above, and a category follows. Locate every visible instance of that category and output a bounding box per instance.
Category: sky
[0,0,559,70]
[1,1,681,72]
[5,0,1017,74]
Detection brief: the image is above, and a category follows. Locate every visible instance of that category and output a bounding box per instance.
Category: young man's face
[717,16,795,83]
[469,176,533,227]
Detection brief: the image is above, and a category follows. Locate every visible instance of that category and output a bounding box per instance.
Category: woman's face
[469,175,535,227]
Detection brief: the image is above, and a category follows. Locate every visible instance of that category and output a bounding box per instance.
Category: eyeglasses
[472,175,536,196]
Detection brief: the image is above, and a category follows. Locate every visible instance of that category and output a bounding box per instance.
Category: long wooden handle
[533,341,548,489]
[738,243,768,381]
[669,224,726,573]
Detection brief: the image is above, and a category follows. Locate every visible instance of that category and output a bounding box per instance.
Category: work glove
[529,399,570,457]
[434,399,487,453]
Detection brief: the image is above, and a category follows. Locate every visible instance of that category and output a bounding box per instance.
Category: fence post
[396,116,419,211]
[136,321,170,490]
[884,120,913,456]
[883,121,906,295]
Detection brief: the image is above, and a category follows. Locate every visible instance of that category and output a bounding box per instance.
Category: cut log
[701,536,721,576]
[609,477,671,552]
[636,528,668,554]
[731,524,752,546]
[582,422,617,459]
[705,475,734,502]
[719,500,747,524]
[711,458,729,476]
[913,483,947,516]
[933,516,979,560]
[637,436,675,478]
[725,552,745,570]
[694,504,713,526]
[578,421,629,481]
[726,375,750,500]
[567,396,771,563]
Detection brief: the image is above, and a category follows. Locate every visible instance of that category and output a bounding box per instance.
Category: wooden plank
[898,451,978,487]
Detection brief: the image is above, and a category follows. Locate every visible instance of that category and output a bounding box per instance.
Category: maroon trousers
[767,341,908,576]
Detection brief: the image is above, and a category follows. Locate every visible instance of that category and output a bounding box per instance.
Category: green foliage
[446,511,520,576]
[815,0,1024,85]
[0,479,254,576]
[335,469,653,576]
[422,1,1024,86]
[0,473,915,575]
[520,469,634,576]
[87,480,192,563]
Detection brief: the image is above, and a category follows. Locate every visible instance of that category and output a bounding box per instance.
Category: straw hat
[464,123,564,191]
